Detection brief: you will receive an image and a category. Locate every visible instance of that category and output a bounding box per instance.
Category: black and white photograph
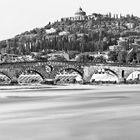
[0,0,140,139]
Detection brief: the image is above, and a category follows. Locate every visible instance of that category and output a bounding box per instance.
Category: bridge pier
[118,78,126,84]
[11,77,18,85]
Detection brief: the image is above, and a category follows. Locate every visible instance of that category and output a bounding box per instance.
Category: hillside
[0,9,140,56]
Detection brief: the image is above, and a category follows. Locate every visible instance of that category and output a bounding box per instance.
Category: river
[0,84,140,140]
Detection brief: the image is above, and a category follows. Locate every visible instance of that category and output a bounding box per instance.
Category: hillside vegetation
[0,13,140,56]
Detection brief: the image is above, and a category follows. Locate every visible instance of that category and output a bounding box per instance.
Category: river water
[0,84,140,140]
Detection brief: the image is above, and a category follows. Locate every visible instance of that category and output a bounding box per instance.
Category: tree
[94,56,106,63]
[117,51,127,63]
[126,50,137,63]
[108,51,118,62]
[136,51,140,63]
[76,54,90,62]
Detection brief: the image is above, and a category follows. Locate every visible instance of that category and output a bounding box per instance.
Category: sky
[0,0,140,41]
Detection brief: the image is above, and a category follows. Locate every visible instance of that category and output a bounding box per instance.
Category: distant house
[109,37,129,51]
[118,38,127,46]
[0,54,19,63]
[59,31,70,36]
[90,52,108,60]
[109,45,124,51]
[47,51,69,61]
[45,28,56,35]
[126,23,134,29]
[75,52,108,61]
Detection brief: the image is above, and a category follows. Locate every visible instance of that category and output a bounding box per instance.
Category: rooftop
[75,7,86,16]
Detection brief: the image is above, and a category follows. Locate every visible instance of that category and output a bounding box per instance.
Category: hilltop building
[61,7,123,22]
[75,7,86,16]
[61,7,94,22]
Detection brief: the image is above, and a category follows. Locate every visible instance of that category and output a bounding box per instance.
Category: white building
[61,7,94,22]
[48,52,69,61]
[46,28,56,35]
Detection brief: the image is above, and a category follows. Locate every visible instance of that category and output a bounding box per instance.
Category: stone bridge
[0,61,140,84]
[83,64,140,82]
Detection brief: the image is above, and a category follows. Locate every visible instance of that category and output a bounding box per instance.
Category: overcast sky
[0,0,140,40]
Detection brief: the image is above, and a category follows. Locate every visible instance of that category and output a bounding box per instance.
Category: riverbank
[0,83,140,90]
[0,84,140,98]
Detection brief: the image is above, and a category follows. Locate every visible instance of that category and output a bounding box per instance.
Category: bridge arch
[17,67,46,85]
[126,70,140,81]
[104,68,119,78]
[90,68,119,83]
[58,67,84,78]
[0,71,12,84]
[54,67,84,84]
[17,67,46,80]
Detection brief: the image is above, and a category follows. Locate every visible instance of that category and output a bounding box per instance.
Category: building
[109,37,129,51]
[126,23,134,29]
[59,31,70,36]
[47,51,69,61]
[45,28,57,35]
[61,7,94,22]
[74,7,87,21]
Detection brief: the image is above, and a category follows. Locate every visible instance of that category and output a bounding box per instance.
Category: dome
[75,7,86,16]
